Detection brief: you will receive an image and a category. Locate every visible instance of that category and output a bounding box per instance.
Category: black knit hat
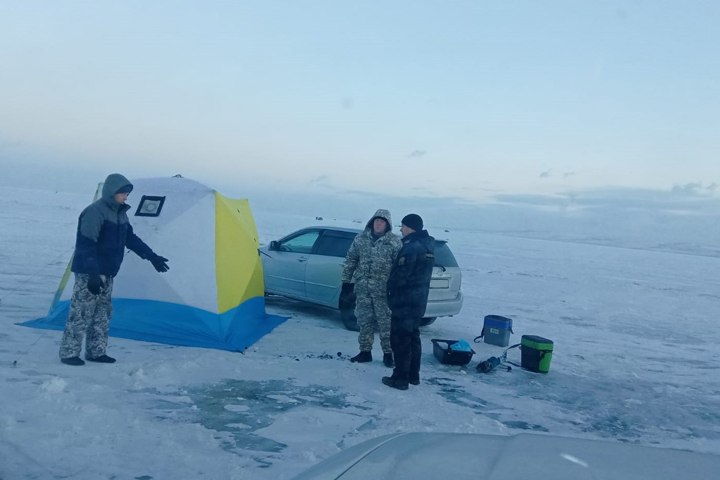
[115,184,133,195]
[401,213,423,232]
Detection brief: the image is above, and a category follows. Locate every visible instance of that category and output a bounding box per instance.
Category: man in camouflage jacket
[59,173,169,366]
[342,209,402,367]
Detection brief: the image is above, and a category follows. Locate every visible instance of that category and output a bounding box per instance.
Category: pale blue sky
[1,1,719,199]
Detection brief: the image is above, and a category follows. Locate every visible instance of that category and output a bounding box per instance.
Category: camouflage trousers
[59,274,114,360]
[355,295,392,354]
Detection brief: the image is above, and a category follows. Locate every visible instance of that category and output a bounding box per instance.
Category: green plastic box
[520,335,554,373]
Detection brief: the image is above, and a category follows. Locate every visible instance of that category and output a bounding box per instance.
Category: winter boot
[350,351,372,363]
[382,376,409,391]
[85,354,116,364]
[409,376,420,386]
[61,356,85,366]
[383,353,394,368]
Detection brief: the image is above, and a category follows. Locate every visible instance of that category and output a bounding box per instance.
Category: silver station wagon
[260,226,463,330]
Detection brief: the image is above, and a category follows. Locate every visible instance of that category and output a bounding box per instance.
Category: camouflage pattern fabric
[341,209,402,298]
[342,209,401,353]
[355,295,392,354]
[59,273,114,359]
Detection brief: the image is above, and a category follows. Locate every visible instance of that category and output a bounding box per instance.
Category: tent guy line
[0,245,75,305]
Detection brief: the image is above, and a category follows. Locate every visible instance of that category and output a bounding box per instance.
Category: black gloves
[87,274,104,295]
[150,255,170,273]
[341,283,353,295]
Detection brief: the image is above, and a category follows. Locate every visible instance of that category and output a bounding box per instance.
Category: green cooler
[520,335,554,373]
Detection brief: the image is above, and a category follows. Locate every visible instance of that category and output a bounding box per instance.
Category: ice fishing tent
[23,176,286,351]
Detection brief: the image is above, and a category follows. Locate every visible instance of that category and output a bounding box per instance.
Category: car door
[305,230,358,306]
[263,230,321,299]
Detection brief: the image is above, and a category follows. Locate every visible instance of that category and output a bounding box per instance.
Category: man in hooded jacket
[382,214,435,390]
[59,173,169,366]
[342,209,402,367]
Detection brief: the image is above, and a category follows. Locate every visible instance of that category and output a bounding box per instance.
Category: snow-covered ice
[1,185,719,479]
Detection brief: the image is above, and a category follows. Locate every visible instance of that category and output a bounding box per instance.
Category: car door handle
[298,258,308,263]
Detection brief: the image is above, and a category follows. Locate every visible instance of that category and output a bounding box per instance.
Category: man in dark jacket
[59,173,169,366]
[382,214,435,390]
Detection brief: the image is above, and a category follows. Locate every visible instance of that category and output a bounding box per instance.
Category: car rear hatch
[428,241,461,301]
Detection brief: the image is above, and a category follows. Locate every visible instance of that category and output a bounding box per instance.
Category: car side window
[315,231,356,258]
[279,231,321,254]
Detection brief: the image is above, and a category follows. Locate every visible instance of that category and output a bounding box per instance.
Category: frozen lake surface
[1,186,719,479]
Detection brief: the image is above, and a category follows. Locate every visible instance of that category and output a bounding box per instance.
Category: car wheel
[420,317,437,326]
[339,290,359,331]
[341,310,359,331]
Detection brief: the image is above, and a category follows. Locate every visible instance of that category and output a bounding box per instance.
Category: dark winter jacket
[71,173,155,277]
[387,230,435,318]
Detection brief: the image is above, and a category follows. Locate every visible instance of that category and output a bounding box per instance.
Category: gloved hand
[87,274,104,295]
[341,283,353,295]
[150,255,169,273]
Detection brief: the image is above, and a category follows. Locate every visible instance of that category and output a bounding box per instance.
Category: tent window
[135,196,166,217]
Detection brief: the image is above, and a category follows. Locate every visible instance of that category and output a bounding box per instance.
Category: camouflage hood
[365,209,393,234]
[342,209,402,296]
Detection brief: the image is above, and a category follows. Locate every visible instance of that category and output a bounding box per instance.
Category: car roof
[305,226,448,243]
[309,226,363,234]
[271,225,450,244]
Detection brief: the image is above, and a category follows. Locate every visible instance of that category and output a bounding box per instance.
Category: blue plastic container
[482,315,514,347]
